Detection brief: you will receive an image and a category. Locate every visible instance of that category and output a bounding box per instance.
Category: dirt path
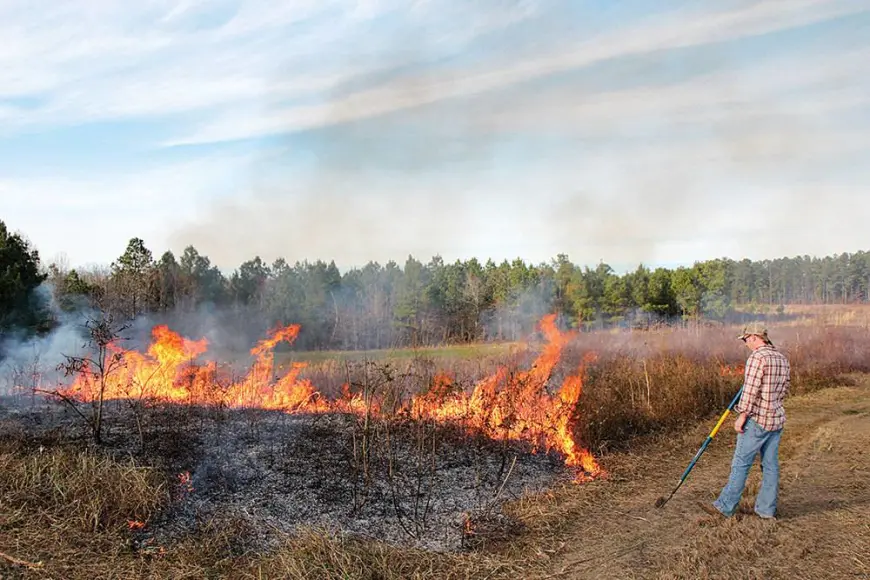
[537,377,870,580]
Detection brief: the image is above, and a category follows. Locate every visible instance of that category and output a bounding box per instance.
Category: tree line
[3,219,870,350]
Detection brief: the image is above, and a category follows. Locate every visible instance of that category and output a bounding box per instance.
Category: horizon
[23,233,870,278]
[1,1,868,272]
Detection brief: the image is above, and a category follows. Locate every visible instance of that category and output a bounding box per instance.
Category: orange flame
[720,363,745,377]
[408,315,602,480]
[50,314,603,480]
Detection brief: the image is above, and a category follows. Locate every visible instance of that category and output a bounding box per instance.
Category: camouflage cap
[737,322,773,345]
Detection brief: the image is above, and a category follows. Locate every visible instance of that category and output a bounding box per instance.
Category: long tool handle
[677,387,744,484]
[656,386,745,507]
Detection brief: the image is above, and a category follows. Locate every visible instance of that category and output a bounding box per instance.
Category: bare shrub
[43,313,130,444]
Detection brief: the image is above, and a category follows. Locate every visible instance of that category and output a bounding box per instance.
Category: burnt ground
[0,395,566,553]
[532,375,870,580]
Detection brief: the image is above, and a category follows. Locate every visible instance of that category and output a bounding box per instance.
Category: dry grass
[741,303,870,327]
[0,443,167,534]
[534,375,870,580]
[559,323,870,453]
[244,529,527,580]
[0,427,530,579]
[0,440,169,579]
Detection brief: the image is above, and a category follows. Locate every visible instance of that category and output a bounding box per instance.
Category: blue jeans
[713,418,782,517]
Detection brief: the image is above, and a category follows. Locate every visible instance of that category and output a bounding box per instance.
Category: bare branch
[33,388,93,426]
[0,549,43,569]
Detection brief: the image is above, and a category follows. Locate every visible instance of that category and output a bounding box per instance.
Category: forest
[3,219,870,350]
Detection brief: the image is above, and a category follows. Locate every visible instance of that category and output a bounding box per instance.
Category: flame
[48,314,603,480]
[408,315,602,480]
[720,363,745,377]
[175,470,194,501]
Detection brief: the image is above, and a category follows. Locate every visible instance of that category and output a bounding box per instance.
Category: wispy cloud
[0,0,540,134]
[166,0,869,145]
[5,0,863,141]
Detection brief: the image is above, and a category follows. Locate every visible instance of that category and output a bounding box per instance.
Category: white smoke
[0,283,92,396]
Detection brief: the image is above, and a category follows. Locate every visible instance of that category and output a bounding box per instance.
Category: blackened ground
[0,395,567,553]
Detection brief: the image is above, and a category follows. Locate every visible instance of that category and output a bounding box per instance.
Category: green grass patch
[270,341,523,364]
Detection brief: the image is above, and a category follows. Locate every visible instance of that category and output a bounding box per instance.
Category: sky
[0,0,868,274]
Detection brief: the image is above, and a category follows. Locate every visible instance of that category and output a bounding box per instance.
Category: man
[703,322,791,520]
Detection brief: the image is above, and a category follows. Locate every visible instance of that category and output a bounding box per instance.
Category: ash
[0,395,568,553]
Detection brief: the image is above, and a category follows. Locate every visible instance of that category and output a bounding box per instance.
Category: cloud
[166,0,869,145]
[163,83,870,271]
[4,0,865,141]
[462,44,870,134]
[160,0,869,272]
[0,1,361,134]
[0,0,541,134]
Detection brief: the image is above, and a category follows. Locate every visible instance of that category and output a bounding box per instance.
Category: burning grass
[34,313,604,483]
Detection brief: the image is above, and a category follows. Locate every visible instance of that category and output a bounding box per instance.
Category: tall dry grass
[288,321,870,457]
[562,323,870,452]
[0,439,170,577]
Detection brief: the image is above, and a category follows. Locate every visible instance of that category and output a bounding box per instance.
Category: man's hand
[734,413,748,433]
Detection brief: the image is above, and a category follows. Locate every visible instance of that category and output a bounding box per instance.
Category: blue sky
[1,0,868,273]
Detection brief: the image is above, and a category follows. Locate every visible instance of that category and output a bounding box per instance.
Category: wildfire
[49,314,603,481]
[408,316,602,480]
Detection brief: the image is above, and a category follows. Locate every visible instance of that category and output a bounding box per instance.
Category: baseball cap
[737,322,773,345]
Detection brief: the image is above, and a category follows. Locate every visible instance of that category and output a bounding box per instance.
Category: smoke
[0,283,91,396]
[123,302,275,359]
[166,2,547,270]
[0,284,280,397]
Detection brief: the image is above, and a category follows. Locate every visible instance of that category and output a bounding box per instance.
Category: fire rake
[655,386,744,508]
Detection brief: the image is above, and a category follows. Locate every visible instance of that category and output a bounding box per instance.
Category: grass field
[737,302,870,327]
[272,340,524,364]
[273,303,870,365]
[2,315,869,579]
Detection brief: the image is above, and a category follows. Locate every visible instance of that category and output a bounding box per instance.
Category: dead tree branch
[0,549,44,569]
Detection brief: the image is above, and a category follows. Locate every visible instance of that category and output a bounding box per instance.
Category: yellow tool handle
[708,409,732,438]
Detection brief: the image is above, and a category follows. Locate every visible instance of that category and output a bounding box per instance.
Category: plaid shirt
[735,345,790,431]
